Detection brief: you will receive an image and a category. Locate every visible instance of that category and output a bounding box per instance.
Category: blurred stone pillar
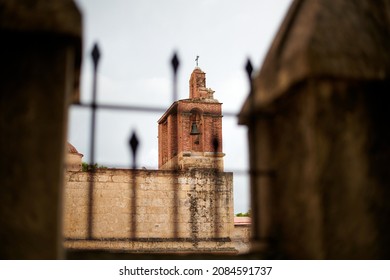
[239,0,390,259]
[0,1,82,259]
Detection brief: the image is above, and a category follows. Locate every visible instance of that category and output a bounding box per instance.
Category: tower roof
[67,142,82,155]
[189,67,216,101]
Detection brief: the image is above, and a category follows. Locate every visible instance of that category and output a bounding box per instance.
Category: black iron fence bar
[172,170,179,239]
[73,159,273,178]
[73,102,240,118]
[86,43,101,239]
[171,53,180,239]
[246,58,261,244]
[171,53,179,104]
[212,137,221,239]
[129,132,139,239]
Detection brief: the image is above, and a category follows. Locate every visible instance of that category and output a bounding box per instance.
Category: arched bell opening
[190,108,203,152]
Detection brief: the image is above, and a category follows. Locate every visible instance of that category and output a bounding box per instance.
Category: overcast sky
[68,0,293,214]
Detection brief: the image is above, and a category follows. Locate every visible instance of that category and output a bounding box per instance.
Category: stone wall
[0,0,82,259]
[160,151,224,171]
[63,168,236,253]
[232,218,251,254]
[238,0,390,259]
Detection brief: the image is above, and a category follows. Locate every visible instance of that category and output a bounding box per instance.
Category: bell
[190,122,200,135]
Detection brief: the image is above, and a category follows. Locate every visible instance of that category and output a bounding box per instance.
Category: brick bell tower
[158,67,225,171]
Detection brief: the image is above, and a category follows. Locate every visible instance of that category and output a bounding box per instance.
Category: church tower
[158,67,225,171]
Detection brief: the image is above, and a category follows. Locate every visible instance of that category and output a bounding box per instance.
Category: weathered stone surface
[0,0,81,259]
[239,0,390,259]
[63,169,235,253]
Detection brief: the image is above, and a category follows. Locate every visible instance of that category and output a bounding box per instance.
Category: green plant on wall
[235,209,251,217]
[81,162,107,172]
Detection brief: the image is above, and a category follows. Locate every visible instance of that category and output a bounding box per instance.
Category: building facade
[63,68,237,254]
